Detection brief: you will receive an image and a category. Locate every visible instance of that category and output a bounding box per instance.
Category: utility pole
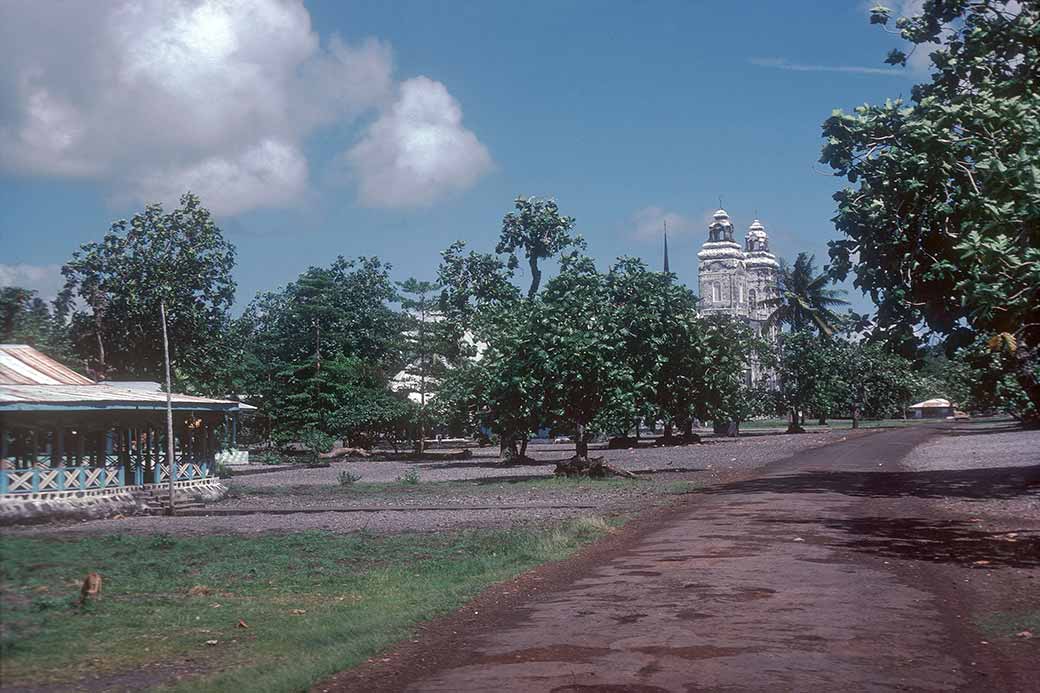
[160,300,176,515]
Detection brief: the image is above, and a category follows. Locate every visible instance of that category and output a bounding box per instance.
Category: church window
[712,283,720,302]
[749,289,757,308]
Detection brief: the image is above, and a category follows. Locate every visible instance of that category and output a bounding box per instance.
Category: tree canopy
[822,0,1040,421]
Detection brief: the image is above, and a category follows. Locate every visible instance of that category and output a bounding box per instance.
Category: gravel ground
[900,419,1040,520]
[6,429,874,537]
[230,430,859,488]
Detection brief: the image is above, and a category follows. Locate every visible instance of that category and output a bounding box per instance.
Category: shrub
[338,470,362,487]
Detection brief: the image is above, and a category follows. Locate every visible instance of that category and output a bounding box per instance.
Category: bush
[338,470,362,486]
[254,451,284,466]
[299,428,336,464]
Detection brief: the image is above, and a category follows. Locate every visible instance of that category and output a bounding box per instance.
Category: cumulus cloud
[347,77,493,208]
[0,1,489,215]
[630,207,704,240]
[0,264,64,299]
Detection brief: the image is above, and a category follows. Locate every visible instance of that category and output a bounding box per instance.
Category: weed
[396,468,420,485]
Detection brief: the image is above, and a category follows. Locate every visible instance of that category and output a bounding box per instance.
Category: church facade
[696,208,780,385]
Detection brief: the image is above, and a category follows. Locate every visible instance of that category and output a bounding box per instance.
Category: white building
[696,209,781,384]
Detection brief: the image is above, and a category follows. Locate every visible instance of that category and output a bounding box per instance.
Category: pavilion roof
[0,345,254,413]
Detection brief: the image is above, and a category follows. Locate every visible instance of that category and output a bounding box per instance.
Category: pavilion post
[161,300,176,514]
[52,428,64,468]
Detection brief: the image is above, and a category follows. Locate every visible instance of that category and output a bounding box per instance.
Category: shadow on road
[758,515,1040,569]
[696,465,1040,501]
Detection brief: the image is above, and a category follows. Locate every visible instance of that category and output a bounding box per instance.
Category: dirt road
[321,424,1039,692]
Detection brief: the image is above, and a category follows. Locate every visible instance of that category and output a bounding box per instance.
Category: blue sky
[0,1,921,315]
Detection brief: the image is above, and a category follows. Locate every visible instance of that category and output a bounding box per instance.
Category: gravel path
[900,419,1040,520]
[6,429,877,537]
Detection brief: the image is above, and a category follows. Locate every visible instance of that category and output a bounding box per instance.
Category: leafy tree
[472,299,546,460]
[0,287,73,363]
[697,316,775,433]
[397,278,452,451]
[762,253,849,336]
[61,193,236,391]
[537,254,633,461]
[436,240,519,362]
[776,330,846,432]
[840,341,918,426]
[822,1,1040,422]
[240,257,402,445]
[496,196,584,298]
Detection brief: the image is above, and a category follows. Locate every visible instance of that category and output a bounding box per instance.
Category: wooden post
[161,300,176,514]
[53,428,64,468]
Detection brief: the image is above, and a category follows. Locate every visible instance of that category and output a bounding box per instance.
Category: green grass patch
[975,609,1040,639]
[1,518,614,692]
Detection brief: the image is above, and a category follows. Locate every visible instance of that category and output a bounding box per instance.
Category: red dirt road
[321,426,1040,692]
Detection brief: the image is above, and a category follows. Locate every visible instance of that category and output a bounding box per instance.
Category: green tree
[776,330,845,432]
[0,287,73,363]
[496,196,584,299]
[397,278,452,452]
[840,341,917,427]
[697,316,775,434]
[822,1,1040,422]
[762,253,849,336]
[537,254,632,462]
[239,257,402,445]
[61,193,236,391]
[436,240,519,362]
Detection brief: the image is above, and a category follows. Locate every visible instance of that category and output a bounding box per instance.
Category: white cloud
[748,57,909,77]
[347,77,493,208]
[129,139,309,216]
[630,207,705,240]
[0,264,64,299]
[0,1,488,215]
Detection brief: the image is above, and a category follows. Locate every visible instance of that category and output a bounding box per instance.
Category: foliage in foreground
[0,520,614,692]
[822,0,1040,422]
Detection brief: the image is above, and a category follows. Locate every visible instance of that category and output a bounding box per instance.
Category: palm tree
[763,253,849,336]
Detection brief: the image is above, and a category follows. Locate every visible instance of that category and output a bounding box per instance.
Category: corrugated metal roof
[0,384,255,411]
[0,345,94,385]
[0,345,254,412]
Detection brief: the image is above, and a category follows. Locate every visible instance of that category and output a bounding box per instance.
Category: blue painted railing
[0,462,210,495]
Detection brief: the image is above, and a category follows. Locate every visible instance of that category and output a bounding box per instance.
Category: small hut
[0,345,252,521]
[907,397,955,419]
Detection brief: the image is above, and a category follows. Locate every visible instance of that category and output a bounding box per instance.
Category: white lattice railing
[154,462,210,484]
[0,466,125,494]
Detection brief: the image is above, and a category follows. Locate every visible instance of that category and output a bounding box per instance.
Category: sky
[0,0,928,316]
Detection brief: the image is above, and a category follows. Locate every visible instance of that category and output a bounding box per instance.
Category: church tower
[697,209,748,319]
[743,218,780,326]
[696,210,781,387]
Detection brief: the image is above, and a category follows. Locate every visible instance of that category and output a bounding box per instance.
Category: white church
[696,208,780,384]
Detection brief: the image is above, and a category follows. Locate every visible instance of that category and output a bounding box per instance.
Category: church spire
[663,220,670,273]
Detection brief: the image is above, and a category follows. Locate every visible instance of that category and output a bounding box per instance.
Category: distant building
[696,209,781,385]
[908,398,954,419]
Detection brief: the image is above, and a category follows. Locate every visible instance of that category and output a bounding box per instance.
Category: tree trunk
[663,422,673,444]
[818,416,827,425]
[575,421,588,459]
[519,437,528,459]
[852,404,860,429]
[786,407,806,434]
[527,256,542,299]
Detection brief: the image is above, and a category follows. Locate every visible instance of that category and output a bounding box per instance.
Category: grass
[738,417,928,431]
[976,609,1040,639]
[0,518,616,692]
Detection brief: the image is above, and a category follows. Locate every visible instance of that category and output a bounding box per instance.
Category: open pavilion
[0,344,252,516]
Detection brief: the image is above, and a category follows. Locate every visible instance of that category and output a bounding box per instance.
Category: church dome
[744,219,779,269]
[698,207,743,262]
